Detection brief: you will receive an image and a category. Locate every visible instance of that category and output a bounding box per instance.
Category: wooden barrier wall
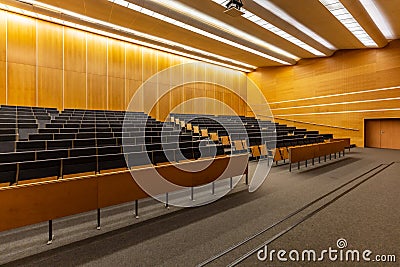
[0,154,248,232]
[0,11,247,119]
[248,40,400,147]
[288,140,347,170]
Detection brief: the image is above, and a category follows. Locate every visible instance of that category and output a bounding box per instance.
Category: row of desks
[288,139,350,171]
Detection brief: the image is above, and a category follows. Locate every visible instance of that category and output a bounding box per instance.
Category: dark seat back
[19,159,61,182]
[62,155,98,176]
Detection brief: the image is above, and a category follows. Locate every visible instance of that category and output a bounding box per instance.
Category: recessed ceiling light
[213,0,333,56]
[109,0,296,64]
[7,0,256,72]
[252,0,336,51]
[359,0,395,40]
[319,0,378,47]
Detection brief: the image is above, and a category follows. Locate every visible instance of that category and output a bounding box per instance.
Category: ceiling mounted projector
[224,0,244,17]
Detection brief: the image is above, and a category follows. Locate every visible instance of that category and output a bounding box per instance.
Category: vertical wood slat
[37,20,63,109]
[0,11,7,105]
[7,14,36,106]
[63,27,86,109]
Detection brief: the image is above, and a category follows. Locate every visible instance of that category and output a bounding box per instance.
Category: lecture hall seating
[0,105,350,244]
[170,113,342,166]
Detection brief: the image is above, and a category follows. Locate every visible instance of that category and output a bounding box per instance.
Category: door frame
[364,117,400,148]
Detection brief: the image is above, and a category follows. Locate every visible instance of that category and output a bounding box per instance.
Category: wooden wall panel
[87,74,107,110]
[7,63,35,106]
[108,39,125,79]
[215,86,224,115]
[2,12,246,118]
[126,79,142,111]
[270,88,400,109]
[38,67,62,109]
[36,21,63,109]
[0,12,6,62]
[86,33,107,110]
[64,28,86,73]
[125,44,142,110]
[87,33,107,75]
[157,51,172,72]
[63,27,86,110]
[144,81,158,118]
[223,90,232,115]
[0,13,5,105]
[206,84,215,115]
[6,14,36,107]
[64,71,86,109]
[156,90,171,121]
[37,20,63,69]
[183,63,196,85]
[171,85,183,114]
[271,100,400,116]
[142,48,157,82]
[231,92,240,116]
[0,61,5,105]
[7,14,36,65]
[107,39,125,111]
[108,77,125,111]
[183,86,194,114]
[194,83,206,115]
[125,45,142,81]
[248,40,400,147]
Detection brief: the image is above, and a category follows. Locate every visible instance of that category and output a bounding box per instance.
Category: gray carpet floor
[1,147,399,266]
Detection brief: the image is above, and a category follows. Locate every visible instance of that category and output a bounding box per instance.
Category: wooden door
[365,120,381,148]
[380,119,400,149]
[365,119,400,149]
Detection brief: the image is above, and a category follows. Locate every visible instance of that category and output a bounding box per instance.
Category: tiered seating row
[0,105,58,142]
[0,106,231,186]
[0,106,249,241]
[0,140,225,186]
[171,113,331,165]
[288,139,350,171]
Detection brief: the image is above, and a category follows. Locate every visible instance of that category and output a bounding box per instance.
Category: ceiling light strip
[271,97,400,110]
[269,86,400,104]
[110,0,293,64]
[213,0,328,56]
[8,1,254,72]
[253,0,336,50]
[319,0,378,47]
[359,0,395,39]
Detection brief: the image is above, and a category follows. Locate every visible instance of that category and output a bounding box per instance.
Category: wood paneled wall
[152,83,248,121]
[248,40,400,146]
[0,11,246,119]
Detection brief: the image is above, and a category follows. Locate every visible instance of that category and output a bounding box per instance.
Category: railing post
[135,200,139,219]
[47,220,53,245]
[97,208,101,230]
